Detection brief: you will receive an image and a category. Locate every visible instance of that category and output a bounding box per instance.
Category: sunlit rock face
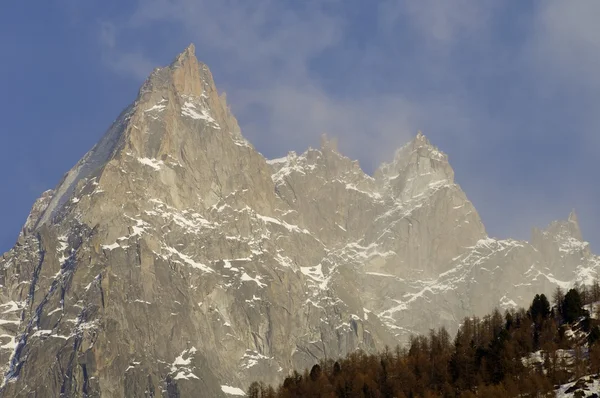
[1,45,597,397]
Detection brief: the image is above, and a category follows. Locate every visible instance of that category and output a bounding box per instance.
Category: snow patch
[181,100,220,128]
[266,157,287,165]
[240,350,272,369]
[499,295,518,309]
[102,242,121,251]
[240,273,266,288]
[170,347,199,381]
[137,157,164,171]
[0,301,24,314]
[145,103,166,113]
[0,335,16,350]
[221,385,246,396]
[161,246,214,273]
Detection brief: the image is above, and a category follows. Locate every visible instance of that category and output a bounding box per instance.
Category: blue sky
[1,1,599,254]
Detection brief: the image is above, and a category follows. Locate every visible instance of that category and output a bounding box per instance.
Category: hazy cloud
[94,1,600,247]
[98,21,156,80]
[378,0,496,45]
[526,1,600,148]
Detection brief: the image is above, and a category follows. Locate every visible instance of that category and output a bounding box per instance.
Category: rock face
[0,45,598,397]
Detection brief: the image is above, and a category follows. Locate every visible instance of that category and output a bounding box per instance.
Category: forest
[248,282,600,397]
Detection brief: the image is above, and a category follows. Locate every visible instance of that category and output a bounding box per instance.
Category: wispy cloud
[102,0,418,167]
[94,1,600,246]
[378,0,496,45]
[98,21,155,80]
[525,1,600,148]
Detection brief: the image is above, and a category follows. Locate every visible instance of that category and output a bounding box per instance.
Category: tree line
[248,281,600,397]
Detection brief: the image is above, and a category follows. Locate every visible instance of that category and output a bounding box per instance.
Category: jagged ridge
[0,45,598,397]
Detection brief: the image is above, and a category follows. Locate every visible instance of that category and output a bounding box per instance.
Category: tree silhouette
[563,288,584,323]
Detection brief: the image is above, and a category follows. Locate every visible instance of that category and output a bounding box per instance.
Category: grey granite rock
[0,45,598,397]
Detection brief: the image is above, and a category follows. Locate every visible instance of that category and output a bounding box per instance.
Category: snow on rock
[125,361,141,372]
[147,199,213,234]
[338,242,396,263]
[232,137,251,148]
[266,157,287,165]
[573,264,598,286]
[130,218,150,237]
[499,295,518,309]
[47,308,62,316]
[101,242,121,251]
[170,347,200,381]
[57,235,70,263]
[180,97,220,128]
[521,350,544,368]
[240,272,266,288]
[538,272,571,290]
[145,99,167,113]
[558,236,589,254]
[221,385,246,396]
[240,350,272,370]
[270,152,316,185]
[556,375,600,397]
[0,335,16,350]
[137,157,164,171]
[301,265,326,285]
[31,330,70,340]
[145,104,166,113]
[161,246,214,273]
[173,371,199,380]
[0,301,24,314]
[345,183,382,200]
[256,214,311,235]
[171,348,196,369]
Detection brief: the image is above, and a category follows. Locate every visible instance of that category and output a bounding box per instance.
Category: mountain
[0,45,598,397]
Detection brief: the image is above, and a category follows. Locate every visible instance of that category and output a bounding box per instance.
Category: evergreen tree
[562,288,584,323]
[529,294,551,324]
[254,289,598,398]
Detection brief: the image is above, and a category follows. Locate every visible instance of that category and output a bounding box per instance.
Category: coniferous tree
[529,294,551,324]
[255,290,598,398]
[563,288,584,323]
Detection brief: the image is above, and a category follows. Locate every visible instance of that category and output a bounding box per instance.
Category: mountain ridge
[1,45,598,397]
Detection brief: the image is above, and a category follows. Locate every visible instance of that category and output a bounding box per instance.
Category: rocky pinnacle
[0,46,598,397]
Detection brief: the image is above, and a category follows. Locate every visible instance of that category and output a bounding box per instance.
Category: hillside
[251,286,600,397]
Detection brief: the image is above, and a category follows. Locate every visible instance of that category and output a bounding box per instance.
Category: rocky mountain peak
[414,129,428,143]
[374,132,455,201]
[406,130,447,162]
[568,209,581,234]
[171,43,196,67]
[531,211,590,271]
[1,45,598,397]
[320,133,339,153]
[29,44,249,232]
[377,132,450,175]
[169,43,213,98]
[140,43,211,98]
[535,210,584,243]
